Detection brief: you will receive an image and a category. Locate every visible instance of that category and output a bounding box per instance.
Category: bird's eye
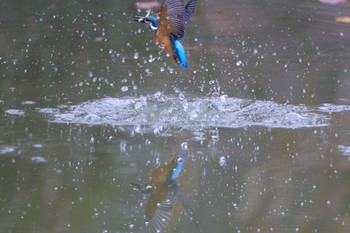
[177,157,184,164]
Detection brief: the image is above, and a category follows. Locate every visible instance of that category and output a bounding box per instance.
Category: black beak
[134,16,146,23]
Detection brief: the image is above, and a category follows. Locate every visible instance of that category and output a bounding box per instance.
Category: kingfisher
[130,143,196,233]
[134,0,197,68]
[129,154,185,195]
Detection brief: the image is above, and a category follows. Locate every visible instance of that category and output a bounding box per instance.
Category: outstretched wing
[158,0,185,38]
[183,0,197,33]
[145,184,178,233]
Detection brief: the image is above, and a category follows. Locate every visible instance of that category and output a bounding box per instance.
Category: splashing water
[34,92,350,129]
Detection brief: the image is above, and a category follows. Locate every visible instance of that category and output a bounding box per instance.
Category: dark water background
[1,0,350,232]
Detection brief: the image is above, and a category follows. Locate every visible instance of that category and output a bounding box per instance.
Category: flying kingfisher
[130,143,197,233]
[134,0,197,68]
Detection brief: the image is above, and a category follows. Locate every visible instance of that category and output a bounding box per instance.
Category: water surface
[1,0,350,232]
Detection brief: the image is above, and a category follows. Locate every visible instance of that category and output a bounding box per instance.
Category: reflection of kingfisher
[130,143,197,233]
[134,0,197,68]
[130,155,185,195]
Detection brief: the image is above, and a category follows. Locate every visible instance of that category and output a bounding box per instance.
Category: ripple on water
[338,145,350,162]
[21,100,36,105]
[30,156,48,163]
[5,109,25,116]
[0,146,16,155]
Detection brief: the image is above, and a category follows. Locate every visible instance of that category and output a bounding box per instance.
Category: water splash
[34,92,344,129]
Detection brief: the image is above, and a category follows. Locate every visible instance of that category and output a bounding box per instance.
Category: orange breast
[155,34,179,63]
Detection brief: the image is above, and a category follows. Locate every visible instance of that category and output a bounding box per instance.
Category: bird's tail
[172,39,188,68]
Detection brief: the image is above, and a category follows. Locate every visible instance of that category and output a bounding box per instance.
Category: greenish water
[1,0,350,232]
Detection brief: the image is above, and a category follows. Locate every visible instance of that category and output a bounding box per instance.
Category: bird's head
[134,11,158,34]
[130,182,153,195]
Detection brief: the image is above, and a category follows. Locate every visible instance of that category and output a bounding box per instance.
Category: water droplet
[133,52,139,59]
[219,156,227,167]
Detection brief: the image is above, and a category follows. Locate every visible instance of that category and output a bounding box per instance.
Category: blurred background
[1,0,350,232]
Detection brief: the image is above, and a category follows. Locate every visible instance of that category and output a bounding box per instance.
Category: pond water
[1,0,350,232]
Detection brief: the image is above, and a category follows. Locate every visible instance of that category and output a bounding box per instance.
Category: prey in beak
[134,15,146,23]
[133,10,151,23]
